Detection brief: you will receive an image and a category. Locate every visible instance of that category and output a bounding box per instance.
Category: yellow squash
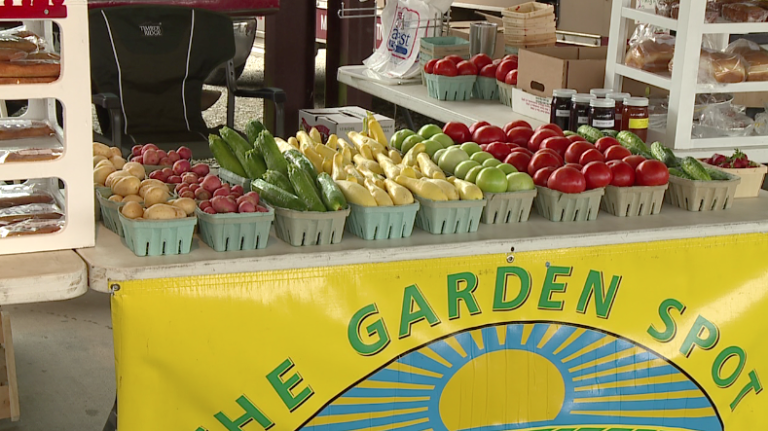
[364,179,394,206]
[417,153,446,179]
[303,146,324,173]
[402,143,426,167]
[287,137,300,149]
[425,178,459,201]
[332,153,346,181]
[384,179,414,205]
[326,134,339,151]
[396,175,448,201]
[447,177,484,200]
[314,143,336,160]
[335,180,378,207]
[309,127,323,144]
[367,113,388,147]
[388,150,403,164]
[275,137,294,153]
[344,165,366,184]
[353,154,384,175]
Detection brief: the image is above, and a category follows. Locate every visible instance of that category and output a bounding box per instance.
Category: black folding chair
[89,5,285,157]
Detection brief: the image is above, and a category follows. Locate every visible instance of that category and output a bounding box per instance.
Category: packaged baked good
[655,0,676,17]
[722,2,768,22]
[0,203,63,226]
[0,48,27,62]
[0,218,63,237]
[0,182,55,209]
[671,1,720,21]
[626,32,675,73]
[0,119,55,141]
[0,35,38,53]
[701,50,747,83]
[0,59,60,79]
[726,39,768,81]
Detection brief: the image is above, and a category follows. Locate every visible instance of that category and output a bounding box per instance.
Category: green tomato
[423,140,444,158]
[460,142,482,156]
[401,134,424,155]
[430,133,455,149]
[483,158,501,168]
[454,160,481,179]
[470,151,494,164]
[465,165,484,184]
[390,129,414,151]
[476,167,508,193]
[506,172,535,192]
[433,148,448,163]
[437,148,470,174]
[418,124,443,140]
[497,163,518,175]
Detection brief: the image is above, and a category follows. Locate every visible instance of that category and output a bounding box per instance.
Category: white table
[79,192,768,293]
[337,65,543,128]
[0,250,88,305]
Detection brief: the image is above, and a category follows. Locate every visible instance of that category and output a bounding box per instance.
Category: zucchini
[287,164,326,212]
[705,167,731,181]
[243,150,267,180]
[284,149,318,180]
[245,120,265,146]
[577,125,604,144]
[681,157,711,181]
[220,126,252,157]
[669,168,692,179]
[256,131,289,177]
[650,141,679,167]
[601,129,619,138]
[251,179,307,211]
[617,130,651,156]
[263,170,296,195]
[209,135,247,177]
[316,172,348,211]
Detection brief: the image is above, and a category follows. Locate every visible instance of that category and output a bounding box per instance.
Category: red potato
[180,190,195,199]
[503,120,532,132]
[142,149,160,165]
[132,145,143,157]
[213,187,230,198]
[243,191,260,206]
[161,167,174,178]
[238,201,257,213]
[131,156,144,164]
[565,142,597,164]
[156,149,167,159]
[198,177,205,184]
[174,183,187,193]
[191,163,210,176]
[219,184,231,194]
[582,161,612,190]
[167,150,181,163]
[623,155,646,170]
[256,205,270,213]
[141,144,158,155]
[200,175,222,193]
[595,136,621,153]
[527,129,559,152]
[189,184,200,192]
[199,200,212,210]
[181,172,199,184]
[579,149,605,165]
[177,146,192,160]
[532,166,556,187]
[173,159,191,176]
[167,175,182,184]
[194,187,212,201]
[504,152,532,173]
[506,127,534,145]
[231,185,245,195]
[149,170,169,182]
[539,136,571,158]
[211,196,237,213]
[604,145,632,161]
[159,157,172,166]
[203,207,217,215]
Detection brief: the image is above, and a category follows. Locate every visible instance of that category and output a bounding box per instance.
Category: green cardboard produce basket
[426,74,476,101]
[415,196,487,235]
[346,202,420,240]
[119,212,197,257]
[473,76,500,100]
[498,81,515,108]
[219,167,252,190]
[195,207,274,251]
[273,206,351,246]
[96,189,127,237]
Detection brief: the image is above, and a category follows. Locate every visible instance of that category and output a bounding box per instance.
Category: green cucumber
[245,120,265,146]
[256,131,289,177]
[209,135,247,177]
[650,141,679,167]
[681,157,711,181]
[316,172,347,211]
[577,125,604,143]
[601,129,619,138]
[251,179,306,211]
[287,164,325,212]
[243,150,267,180]
[705,167,730,181]
[262,170,295,195]
[563,130,577,137]
[284,149,318,180]
[617,130,651,156]
[669,168,692,179]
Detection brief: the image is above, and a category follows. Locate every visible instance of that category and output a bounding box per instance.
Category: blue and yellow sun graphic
[301,323,722,431]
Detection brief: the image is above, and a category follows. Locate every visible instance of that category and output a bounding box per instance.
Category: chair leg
[226,60,236,129]
[273,100,285,139]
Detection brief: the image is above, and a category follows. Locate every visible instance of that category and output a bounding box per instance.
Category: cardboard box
[512,87,552,123]
[299,107,395,142]
[557,0,612,37]
[450,21,507,59]
[518,46,607,97]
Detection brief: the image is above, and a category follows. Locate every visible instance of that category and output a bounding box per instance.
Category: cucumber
[681,157,711,181]
[650,141,679,167]
[287,164,326,212]
[256,131,289,177]
[245,120,265,145]
[284,149,318,180]
[316,172,347,211]
[251,179,306,211]
[577,125,604,143]
[669,168,692,179]
[705,167,730,181]
[563,130,577,137]
[209,135,247,177]
[617,130,651,156]
[601,129,619,138]
[243,150,267,180]
[220,127,252,156]
[263,170,295,195]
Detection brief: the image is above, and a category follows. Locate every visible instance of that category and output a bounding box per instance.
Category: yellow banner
[112,233,768,431]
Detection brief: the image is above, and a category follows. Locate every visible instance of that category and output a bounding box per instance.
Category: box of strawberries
[702,150,767,198]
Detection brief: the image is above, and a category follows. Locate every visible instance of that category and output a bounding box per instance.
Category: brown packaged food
[0,36,38,52]
[0,61,60,79]
[0,77,58,85]
[625,36,675,73]
[671,1,721,21]
[0,48,27,62]
[0,203,63,225]
[3,148,63,162]
[742,50,768,81]
[702,50,747,83]
[722,2,768,22]
[0,183,55,209]
[25,52,60,61]
[0,219,63,237]
[0,120,54,141]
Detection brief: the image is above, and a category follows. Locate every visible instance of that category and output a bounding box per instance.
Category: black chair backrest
[89,6,235,136]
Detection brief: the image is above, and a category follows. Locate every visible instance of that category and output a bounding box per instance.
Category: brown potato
[122,194,142,203]
[144,203,183,220]
[122,162,146,179]
[108,195,123,203]
[170,198,196,216]
[112,176,141,197]
[121,201,143,219]
[110,156,126,169]
[143,186,170,207]
[109,147,122,158]
[92,142,112,158]
[94,164,116,186]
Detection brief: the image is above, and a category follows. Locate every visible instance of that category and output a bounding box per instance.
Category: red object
[505,142,520,150]
[579,149,605,165]
[533,166,557,187]
[504,120,532,133]
[595,136,621,153]
[565,163,583,171]
[177,146,193,160]
[470,54,493,71]
[567,135,588,144]
[506,127,534,145]
[536,124,565,137]
[710,153,727,166]
[479,64,498,78]
[167,175,182,184]
[607,161,635,187]
[473,125,507,145]
[509,147,533,157]
[141,144,159,155]
[635,160,670,186]
[486,142,512,161]
[564,142,596,164]
[582,162,612,189]
[1,0,67,18]
[539,136,571,158]
[445,55,465,65]
[528,129,559,152]
[457,61,479,76]
[495,59,518,81]
[504,70,518,86]
[604,145,632,161]
[469,121,490,136]
[505,152,532,173]
[434,59,458,77]
[528,151,562,176]
[443,122,471,144]
[502,54,519,63]
[547,167,586,194]
[424,59,439,74]
[622,155,646,170]
[132,145,143,157]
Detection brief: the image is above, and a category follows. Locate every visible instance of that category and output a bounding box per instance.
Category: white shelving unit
[605,0,768,160]
[0,2,95,255]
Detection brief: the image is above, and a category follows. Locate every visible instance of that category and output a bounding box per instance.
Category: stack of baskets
[502,2,557,49]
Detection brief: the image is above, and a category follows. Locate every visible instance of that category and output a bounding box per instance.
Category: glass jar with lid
[590,88,613,99]
[550,89,577,131]
[607,92,631,130]
[570,93,594,130]
[622,97,650,142]
[588,98,616,130]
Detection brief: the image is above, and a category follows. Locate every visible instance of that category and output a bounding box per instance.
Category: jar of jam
[607,92,630,130]
[590,88,613,99]
[550,89,577,131]
[570,93,594,130]
[588,98,616,130]
[622,97,650,142]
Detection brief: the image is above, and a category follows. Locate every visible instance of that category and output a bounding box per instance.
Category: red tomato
[424,59,438,74]
[479,144,488,151]
[579,149,605,165]
[486,142,512,161]
[473,125,507,145]
[604,145,632,161]
[445,55,464,65]
[457,60,479,76]
[595,136,621,153]
[434,59,458,77]
[537,148,564,165]
[470,53,493,71]
[567,134,588,143]
[443,122,471,144]
[510,147,533,157]
[528,151,563,176]
[565,142,597,164]
[565,163,583,171]
[479,64,497,78]
[469,121,490,136]
[582,161,612,190]
[533,166,556,187]
[506,127,534,145]
[539,136,571,158]
[635,160,670,186]
[527,129,559,152]
[505,152,532,173]
[503,120,533,133]
[492,59,502,65]
[495,59,518,81]
[608,160,635,187]
[623,155,646,170]
[536,124,565,137]
[547,167,587,194]
[505,142,520,150]
[502,54,519,63]
[504,70,518,85]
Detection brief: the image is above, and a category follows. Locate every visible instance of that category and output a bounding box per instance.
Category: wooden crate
[502,2,555,26]
[0,311,19,422]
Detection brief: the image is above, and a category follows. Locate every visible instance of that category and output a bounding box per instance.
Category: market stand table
[78,195,768,431]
